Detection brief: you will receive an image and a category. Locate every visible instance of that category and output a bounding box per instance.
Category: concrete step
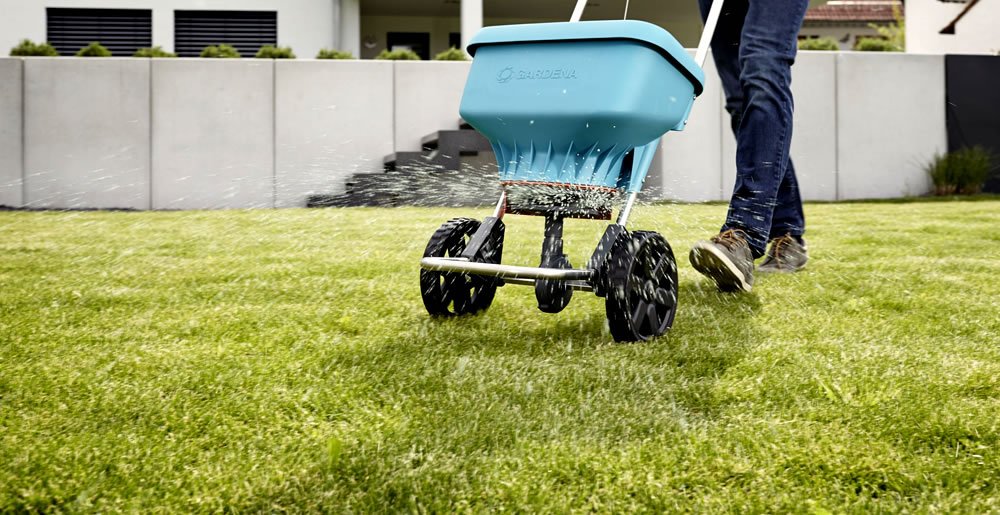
[420,129,492,154]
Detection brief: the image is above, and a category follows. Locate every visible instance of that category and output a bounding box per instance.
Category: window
[174,10,277,57]
[387,32,430,60]
[46,8,152,56]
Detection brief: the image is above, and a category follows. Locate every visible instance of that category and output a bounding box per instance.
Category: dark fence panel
[174,10,277,58]
[946,54,1000,192]
[47,8,152,56]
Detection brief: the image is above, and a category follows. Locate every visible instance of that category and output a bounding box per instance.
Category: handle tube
[694,0,725,68]
[570,0,588,22]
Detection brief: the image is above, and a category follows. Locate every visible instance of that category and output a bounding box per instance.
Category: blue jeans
[698,0,809,258]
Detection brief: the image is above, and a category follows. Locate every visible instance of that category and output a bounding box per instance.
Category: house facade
[0,0,707,60]
[906,0,1000,54]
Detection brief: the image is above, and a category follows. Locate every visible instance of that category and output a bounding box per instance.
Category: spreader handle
[695,0,725,68]
[570,0,587,22]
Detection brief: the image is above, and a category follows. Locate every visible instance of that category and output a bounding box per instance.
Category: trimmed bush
[375,49,421,61]
[855,37,900,52]
[434,47,468,61]
[926,146,995,195]
[9,39,59,57]
[798,37,839,51]
[317,49,354,59]
[200,44,241,58]
[133,46,176,58]
[255,45,295,59]
[75,42,112,57]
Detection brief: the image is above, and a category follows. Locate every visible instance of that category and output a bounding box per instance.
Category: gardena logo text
[497,66,578,83]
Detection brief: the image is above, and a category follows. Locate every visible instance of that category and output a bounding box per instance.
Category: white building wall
[907,0,1000,54]
[0,0,336,58]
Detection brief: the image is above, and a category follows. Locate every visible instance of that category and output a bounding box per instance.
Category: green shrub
[375,49,421,61]
[200,44,241,58]
[798,37,839,51]
[855,38,900,52]
[133,46,176,58]
[434,47,468,61]
[9,39,59,57]
[316,48,354,59]
[926,146,995,195]
[75,42,112,57]
[255,45,295,59]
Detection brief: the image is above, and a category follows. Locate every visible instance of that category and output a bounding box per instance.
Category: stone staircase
[307,120,501,208]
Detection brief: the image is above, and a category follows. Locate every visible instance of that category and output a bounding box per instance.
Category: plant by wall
[133,46,176,58]
[375,49,421,61]
[75,42,112,57]
[926,146,995,195]
[255,45,295,59]
[9,39,59,57]
[855,38,899,52]
[797,38,839,51]
[200,44,241,58]
[868,4,905,51]
[434,47,468,61]
[316,49,354,59]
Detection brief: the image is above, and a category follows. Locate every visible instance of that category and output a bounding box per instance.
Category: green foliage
[200,44,242,58]
[1,201,1000,511]
[133,46,176,58]
[434,47,468,61]
[797,37,840,51]
[74,42,112,57]
[255,45,296,59]
[869,4,905,51]
[9,38,59,57]
[855,37,899,52]
[926,146,995,195]
[316,48,354,59]
[375,48,421,60]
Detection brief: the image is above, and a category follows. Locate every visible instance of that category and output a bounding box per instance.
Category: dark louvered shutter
[46,8,152,56]
[174,11,278,57]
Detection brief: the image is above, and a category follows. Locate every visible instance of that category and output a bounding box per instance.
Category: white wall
[0,58,21,207]
[23,58,150,209]
[0,53,950,209]
[907,0,1000,54]
[0,0,336,58]
[275,60,393,206]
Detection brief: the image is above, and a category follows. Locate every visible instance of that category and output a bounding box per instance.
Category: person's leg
[768,158,806,240]
[698,0,747,133]
[720,0,810,258]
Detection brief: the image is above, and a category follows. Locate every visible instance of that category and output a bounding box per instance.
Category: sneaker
[689,229,755,292]
[758,234,808,273]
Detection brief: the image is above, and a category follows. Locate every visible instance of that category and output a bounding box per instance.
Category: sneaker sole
[689,242,752,292]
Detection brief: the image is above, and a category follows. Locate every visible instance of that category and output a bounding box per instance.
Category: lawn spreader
[419,0,725,342]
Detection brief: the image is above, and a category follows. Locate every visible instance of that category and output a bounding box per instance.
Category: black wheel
[420,218,501,316]
[605,231,679,342]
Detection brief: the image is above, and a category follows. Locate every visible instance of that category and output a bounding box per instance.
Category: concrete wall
[0,53,950,209]
[24,58,150,209]
[394,61,471,152]
[0,58,21,207]
[275,60,393,206]
[836,53,945,199]
[907,0,1000,54]
[152,59,274,209]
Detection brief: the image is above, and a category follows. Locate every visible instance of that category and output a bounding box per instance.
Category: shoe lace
[711,229,748,252]
[770,234,796,263]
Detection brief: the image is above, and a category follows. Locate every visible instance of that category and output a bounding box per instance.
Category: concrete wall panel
[0,58,22,207]
[275,60,393,207]
[24,58,150,209]
[152,59,274,209]
[721,52,838,202]
[394,61,471,153]
[659,52,724,202]
[836,53,944,199]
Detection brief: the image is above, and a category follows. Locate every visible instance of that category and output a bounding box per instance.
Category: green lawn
[1,200,998,512]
